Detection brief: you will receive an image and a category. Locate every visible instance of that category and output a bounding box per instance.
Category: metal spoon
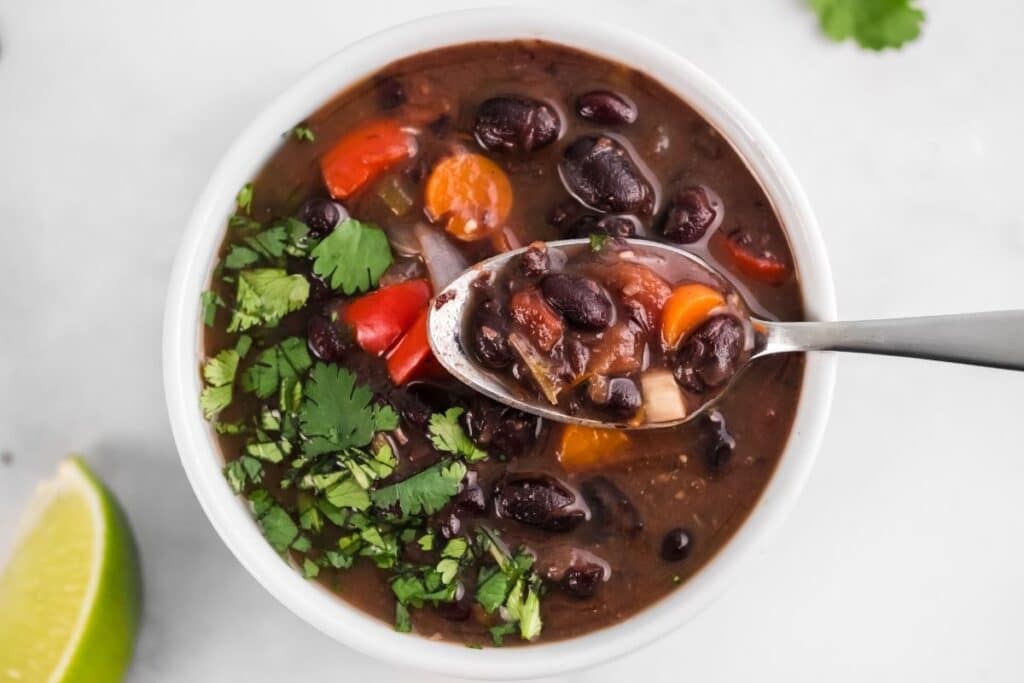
[427,238,1024,429]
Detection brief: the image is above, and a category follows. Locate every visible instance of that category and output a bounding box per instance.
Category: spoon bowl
[429,238,1024,430]
[427,238,753,429]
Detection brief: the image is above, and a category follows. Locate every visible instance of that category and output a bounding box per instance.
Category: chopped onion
[413,222,469,290]
[508,332,562,405]
[383,222,421,258]
[639,369,686,423]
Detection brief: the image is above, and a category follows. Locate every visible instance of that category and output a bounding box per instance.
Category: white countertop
[2,1,1023,680]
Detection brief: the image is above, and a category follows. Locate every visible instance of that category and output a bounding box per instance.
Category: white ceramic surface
[6,1,1024,681]
[162,8,835,679]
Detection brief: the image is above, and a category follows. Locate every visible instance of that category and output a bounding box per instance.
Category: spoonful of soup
[427,238,1024,429]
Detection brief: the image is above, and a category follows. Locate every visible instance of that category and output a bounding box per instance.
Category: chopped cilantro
[394,603,412,633]
[475,566,511,613]
[242,337,312,399]
[201,290,224,327]
[300,363,398,454]
[236,183,254,214]
[302,558,320,578]
[228,268,309,332]
[372,461,467,518]
[311,218,393,295]
[291,535,312,553]
[225,245,260,269]
[588,232,609,252]
[292,124,316,142]
[808,0,924,50]
[417,532,435,552]
[324,478,371,510]
[200,349,239,418]
[257,504,299,553]
[234,334,253,358]
[517,587,543,640]
[489,622,517,646]
[428,408,487,462]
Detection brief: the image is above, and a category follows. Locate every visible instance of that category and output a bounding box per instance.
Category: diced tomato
[386,309,435,385]
[337,279,432,356]
[320,119,416,199]
[722,232,790,284]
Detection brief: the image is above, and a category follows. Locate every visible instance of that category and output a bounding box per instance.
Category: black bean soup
[200,41,804,646]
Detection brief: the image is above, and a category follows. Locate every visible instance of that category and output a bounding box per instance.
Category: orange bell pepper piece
[556,425,631,472]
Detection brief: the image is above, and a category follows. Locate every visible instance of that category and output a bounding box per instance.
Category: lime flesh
[0,457,140,682]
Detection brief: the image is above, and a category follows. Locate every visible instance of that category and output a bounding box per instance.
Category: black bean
[494,474,588,532]
[566,213,641,239]
[376,76,406,110]
[562,564,606,599]
[435,582,473,621]
[560,136,654,215]
[674,315,746,393]
[392,380,461,428]
[473,96,560,154]
[470,311,513,369]
[581,476,643,537]
[576,90,637,125]
[660,528,692,562]
[659,186,718,244]
[702,410,735,470]
[541,273,613,331]
[587,377,642,418]
[297,198,347,239]
[519,244,550,278]
[307,315,348,362]
[462,397,540,457]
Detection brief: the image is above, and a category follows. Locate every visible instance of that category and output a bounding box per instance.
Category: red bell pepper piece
[386,308,436,385]
[338,279,432,356]
[320,119,416,199]
[722,232,790,284]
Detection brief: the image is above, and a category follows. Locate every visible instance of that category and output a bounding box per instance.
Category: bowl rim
[163,7,837,679]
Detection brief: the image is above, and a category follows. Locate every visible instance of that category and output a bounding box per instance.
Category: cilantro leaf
[475,566,511,613]
[395,603,412,632]
[200,349,239,418]
[228,268,309,332]
[302,558,320,578]
[292,124,316,142]
[517,587,543,641]
[242,337,312,399]
[588,232,609,252]
[428,408,488,462]
[311,218,393,295]
[225,245,260,269]
[324,478,372,510]
[300,363,398,453]
[257,505,298,552]
[201,290,224,327]
[809,0,924,50]
[371,461,467,518]
[236,183,254,214]
[489,622,517,647]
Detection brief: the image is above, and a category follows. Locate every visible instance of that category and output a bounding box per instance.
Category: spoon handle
[759,311,1024,371]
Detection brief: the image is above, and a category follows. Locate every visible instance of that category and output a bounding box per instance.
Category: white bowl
[163,8,837,679]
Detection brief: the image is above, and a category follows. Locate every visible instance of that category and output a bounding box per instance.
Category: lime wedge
[0,457,140,682]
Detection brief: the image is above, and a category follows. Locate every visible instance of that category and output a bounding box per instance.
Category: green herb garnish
[588,232,609,252]
[372,461,467,518]
[808,0,924,50]
[300,363,399,455]
[292,124,316,142]
[428,408,488,462]
[236,183,254,214]
[242,337,312,399]
[201,290,224,327]
[311,218,393,295]
[200,349,239,418]
[227,268,309,332]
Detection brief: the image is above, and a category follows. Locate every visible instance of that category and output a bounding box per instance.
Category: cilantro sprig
[428,408,488,462]
[311,218,393,295]
[227,268,309,332]
[809,0,924,50]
